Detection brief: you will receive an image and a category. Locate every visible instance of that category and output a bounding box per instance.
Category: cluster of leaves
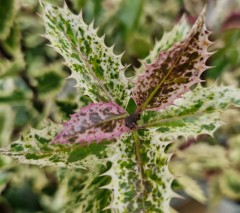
[1,0,240,212]
[0,0,189,212]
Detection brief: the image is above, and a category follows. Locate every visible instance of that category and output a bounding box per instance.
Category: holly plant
[1,1,240,212]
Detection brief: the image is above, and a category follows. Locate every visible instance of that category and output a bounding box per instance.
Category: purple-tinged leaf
[132,8,213,111]
[52,102,129,144]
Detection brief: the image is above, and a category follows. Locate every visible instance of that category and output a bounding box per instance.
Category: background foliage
[1,0,240,212]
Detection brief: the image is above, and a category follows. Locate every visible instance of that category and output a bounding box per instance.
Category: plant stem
[133,130,146,212]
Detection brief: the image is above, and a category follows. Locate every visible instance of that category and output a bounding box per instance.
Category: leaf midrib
[52,16,115,103]
[138,108,222,129]
[139,47,184,112]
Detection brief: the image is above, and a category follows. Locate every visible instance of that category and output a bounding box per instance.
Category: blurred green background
[1,0,240,212]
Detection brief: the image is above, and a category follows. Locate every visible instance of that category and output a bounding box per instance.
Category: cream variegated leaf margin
[140,85,240,139]
[103,133,142,212]
[1,86,240,212]
[102,131,175,212]
[132,9,212,111]
[63,167,111,213]
[176,176,207,204]
[40,1,129,107]
[0,121,108,170]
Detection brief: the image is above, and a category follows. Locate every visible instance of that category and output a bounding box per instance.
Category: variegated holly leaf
[102,130,174,212]
[63,167,112,213]
[142,15,190,69]
[0,121,110,169]
[40,1,129,108]
[132,8,213,111]
[53,102,129,144]
[132,15,190,87]
[139,85,240,139]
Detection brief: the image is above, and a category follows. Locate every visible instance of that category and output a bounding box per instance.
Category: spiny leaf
[53,102,129,144]
[140,85,240,139]
[137,130,174,212]
[0,121,109,169]
[132,16,190,86]
[40,1,129,107]
[142,15,190,68]
[132,8,213,111]
[102,132,142,212]
[63,168,111,213]
[102,131,174,212]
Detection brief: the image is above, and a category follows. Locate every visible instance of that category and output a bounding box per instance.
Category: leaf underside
[132,8,213,111]
[41,1,129,108]
[53,102,129,144]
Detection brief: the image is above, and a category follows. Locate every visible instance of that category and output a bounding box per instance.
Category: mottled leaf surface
[0,121,109,169]
[2,2,240,213]
[132,8,212,111]
[63,168,111,213]
[103,131,173,212]
[137,130,174,212]
[140,85,240,139]
[133,16,190,87]
[41,1,129,107]
[104,133,142,212]
[144,16,190,67]
[53,102,129,144]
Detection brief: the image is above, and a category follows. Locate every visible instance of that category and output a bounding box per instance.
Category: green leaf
[0,0,17,40]
[117,0,144,34]
[0,24,25,78]
[33,63,65,98]
[219,169,240,200]
[0,78,31,103]
[40,1,130,107]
